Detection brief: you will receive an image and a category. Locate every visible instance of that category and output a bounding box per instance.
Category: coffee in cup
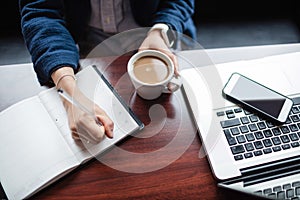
[127,50,181,100]
[133,56,170,84]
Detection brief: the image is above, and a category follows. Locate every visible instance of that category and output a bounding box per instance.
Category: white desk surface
[1,43,300,111]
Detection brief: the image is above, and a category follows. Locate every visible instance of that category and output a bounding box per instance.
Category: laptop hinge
[220,167,300,189]
[243,168,300,187]
[238,155,300,186]
[241,155,300,174]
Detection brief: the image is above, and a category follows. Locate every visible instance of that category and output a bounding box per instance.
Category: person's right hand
[52,67,114,144]
[62,89,114,144]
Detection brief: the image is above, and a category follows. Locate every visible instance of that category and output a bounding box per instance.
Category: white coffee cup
[127,50,181,100]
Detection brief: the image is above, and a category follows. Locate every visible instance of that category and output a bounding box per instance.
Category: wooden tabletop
[0,53,259,200]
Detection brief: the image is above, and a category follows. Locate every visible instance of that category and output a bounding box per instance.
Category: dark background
[1,0,300,65]
[3,0,300,31]
[1,1,21,34]
[194,0,300,20]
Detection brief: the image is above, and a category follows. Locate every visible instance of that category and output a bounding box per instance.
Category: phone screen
[230,76,286,118]
[223,73,293,122]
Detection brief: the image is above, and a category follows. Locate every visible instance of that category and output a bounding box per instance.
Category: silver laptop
[179,51,300,199]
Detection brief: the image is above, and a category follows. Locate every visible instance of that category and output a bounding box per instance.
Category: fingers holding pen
[96,114,114,139]
[93,106,114,139]
[81,113,105,141]
[71,112,114,144]
[59,87,114,144]
[65,99,114,144]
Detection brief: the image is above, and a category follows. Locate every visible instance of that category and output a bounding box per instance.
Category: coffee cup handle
[163,75,182,93]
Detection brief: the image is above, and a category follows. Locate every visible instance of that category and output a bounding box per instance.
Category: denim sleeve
[151,0,196,39]
[19,0,79,86]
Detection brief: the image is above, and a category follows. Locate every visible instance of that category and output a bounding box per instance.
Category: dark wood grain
[0,54,261,200]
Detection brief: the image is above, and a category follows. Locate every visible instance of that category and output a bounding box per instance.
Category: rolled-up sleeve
[19,0,79,85]
[151,0,196,38]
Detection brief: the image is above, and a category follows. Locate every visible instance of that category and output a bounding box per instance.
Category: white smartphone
[222,72,293,123]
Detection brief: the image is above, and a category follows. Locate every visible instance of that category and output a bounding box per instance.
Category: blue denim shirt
[19,0,196,85]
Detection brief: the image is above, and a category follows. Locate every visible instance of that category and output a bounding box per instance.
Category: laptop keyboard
[254,181,300,199]
[217,101,300,161]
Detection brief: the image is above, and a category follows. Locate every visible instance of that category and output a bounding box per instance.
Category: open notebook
[0,65,144,199]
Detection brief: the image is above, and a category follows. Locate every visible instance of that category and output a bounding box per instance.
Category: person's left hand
[139,29,179,76]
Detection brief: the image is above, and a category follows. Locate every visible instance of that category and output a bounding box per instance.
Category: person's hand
[139,29,179,76]
[52,67,114,144]
[63,90,114,144]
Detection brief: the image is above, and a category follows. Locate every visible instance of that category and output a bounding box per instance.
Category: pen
[57,88,103,126]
